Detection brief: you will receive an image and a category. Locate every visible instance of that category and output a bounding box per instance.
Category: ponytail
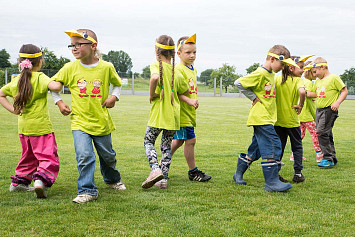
[14,67,33,115]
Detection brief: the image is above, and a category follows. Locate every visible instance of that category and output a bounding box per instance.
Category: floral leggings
[300,121,322,153]
[144,126,175,179]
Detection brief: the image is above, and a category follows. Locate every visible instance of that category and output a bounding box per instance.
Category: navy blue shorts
[173,127,196,140]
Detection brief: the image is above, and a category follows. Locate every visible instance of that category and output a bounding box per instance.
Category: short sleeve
[38,73,54,93]
[0,82,12,97]
[175,70,189,94]
[108,63,122,87]
[238,70,262,89]
[296,77,304,89]
[150,62,159,76]
[333,75,345,91]
[52,63,70,86]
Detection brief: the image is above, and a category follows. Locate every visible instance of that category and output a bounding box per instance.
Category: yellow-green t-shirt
[175,63,197,127]
[1,72,53,136]
[148,61,189,130]
[238,67,277,126]
[313,74,345,109]
[299,79,316,122]
[274,75,304,128]
[52,60,122,136]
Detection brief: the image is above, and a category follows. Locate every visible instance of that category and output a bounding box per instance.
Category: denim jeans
[72,130,121,196]
[247,125,282,161]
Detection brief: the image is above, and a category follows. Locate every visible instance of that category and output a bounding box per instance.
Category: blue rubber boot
[233,153,251,185]
[262,160,292,192]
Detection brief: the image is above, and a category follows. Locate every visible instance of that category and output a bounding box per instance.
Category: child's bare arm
[149,74,160,103]
[48,81,62,92]
[0,90,16,114]
[292,87,305,115]
[178,92,199,109]
[306,90,317,98]
[331,87,348,111]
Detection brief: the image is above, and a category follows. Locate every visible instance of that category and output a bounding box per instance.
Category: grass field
[0,95,354,236]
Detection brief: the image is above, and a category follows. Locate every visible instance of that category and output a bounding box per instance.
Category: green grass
[0,95,354,236]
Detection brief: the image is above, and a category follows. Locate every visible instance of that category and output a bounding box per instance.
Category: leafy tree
[0,49,11,68]
[340,67,355,82]
[141,65,150,79]
[210,63,241,92]
[199,69,213,84]
[102,50,133,76]
[0,70,5,87]
[245,63,261,74]
[41,48,70,69]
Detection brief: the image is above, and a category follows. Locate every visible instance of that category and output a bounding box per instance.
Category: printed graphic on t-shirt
[188,78,197,94]
[77,78,102,98]
[77,79,89,97]
[263,82,276,98]
[317,87,326,98]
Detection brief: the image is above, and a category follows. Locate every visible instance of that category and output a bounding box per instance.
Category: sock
[189,167,198,172]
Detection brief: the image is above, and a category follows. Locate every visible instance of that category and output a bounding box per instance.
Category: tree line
[1,48,354,92]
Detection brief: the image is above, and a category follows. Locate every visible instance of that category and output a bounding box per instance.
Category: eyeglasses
[68,42,92,49]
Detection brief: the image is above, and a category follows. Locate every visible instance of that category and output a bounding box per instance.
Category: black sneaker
[278,175,289,183]
[188,169,211,182]
[292,173,305,183]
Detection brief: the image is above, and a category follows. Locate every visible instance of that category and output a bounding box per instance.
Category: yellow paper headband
[313,63,327,68]
[155,41,175,50]
[293,55,315,63]
[304,64,313,71]
[177,33,197,50]
[19,52,43,58]
[64,29,97,43]
[268,52,300,68]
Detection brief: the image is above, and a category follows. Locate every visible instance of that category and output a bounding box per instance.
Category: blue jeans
[72,130,121,196]
[247,125,282,161]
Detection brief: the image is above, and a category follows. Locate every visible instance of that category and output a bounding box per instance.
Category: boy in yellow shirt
[233,45,298,192]
[312,57,348,167]
[171,34,211,182]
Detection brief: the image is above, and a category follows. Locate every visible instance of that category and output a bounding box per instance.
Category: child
[233,45,298,192]
[274,56,306,183]
[291,60,323,163]
[52,29,126,204]
[170,34,211,182]
[142,35,189,189]
[0,44,61,198]
[311,57,348,167]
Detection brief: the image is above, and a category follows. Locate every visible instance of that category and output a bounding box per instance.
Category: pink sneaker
[142,168,164,189]
[155,179,167,189]
[316,151,323,163]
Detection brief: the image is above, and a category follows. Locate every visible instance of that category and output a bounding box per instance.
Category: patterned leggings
[300,121,322,153]
[144,126,176,178]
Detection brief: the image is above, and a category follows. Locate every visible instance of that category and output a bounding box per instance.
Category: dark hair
[14,44,43,115]
[281,56,299,84]
[155,35,175,104]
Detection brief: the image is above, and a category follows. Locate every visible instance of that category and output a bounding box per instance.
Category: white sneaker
[34,180,47,198]
[72,194,98,204]
[141,168,164,189]
[154,179,167,189]
[9,183,34,192]
[106,182,126,190]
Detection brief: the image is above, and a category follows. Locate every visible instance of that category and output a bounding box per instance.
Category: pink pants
[11,133,60,187]
[300,121,322,153]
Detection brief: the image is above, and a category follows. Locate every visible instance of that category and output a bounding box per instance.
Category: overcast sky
[1,0,354,76]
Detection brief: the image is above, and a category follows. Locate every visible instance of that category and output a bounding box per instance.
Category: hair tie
[19,59,33,71]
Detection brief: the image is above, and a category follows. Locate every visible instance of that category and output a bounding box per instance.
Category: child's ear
[91,42,98,50]
[177,50,181,56]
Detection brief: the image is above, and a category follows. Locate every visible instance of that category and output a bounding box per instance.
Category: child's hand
[102,95,117,108]
[149,93,159,103]
[331,101,340,111]
[187,98,199,109]
[291,104,303,115]
[252,97,261,106]
[57,100,72,116]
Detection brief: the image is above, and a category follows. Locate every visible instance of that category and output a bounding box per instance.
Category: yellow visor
[313,63,327,67]
[299,55,315,62]
[155,41,175,50]
[19,52,43,58]
[177,33,196,50]
[304,64,313,71]
[64,29,97,43]
[268,52,300,68]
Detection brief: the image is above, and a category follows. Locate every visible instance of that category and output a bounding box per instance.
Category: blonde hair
[304,61,314,79]
[177,36,189,52]
[77,29,101,59]
[314,57,328,69]
[155,35,175,104]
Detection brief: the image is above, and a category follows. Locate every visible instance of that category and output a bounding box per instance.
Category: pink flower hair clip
[19,59,33,71]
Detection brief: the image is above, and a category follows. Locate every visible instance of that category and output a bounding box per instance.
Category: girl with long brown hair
[0,44,62,198]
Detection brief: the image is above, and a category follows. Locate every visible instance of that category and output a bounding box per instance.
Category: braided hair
[155,35,175,105]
